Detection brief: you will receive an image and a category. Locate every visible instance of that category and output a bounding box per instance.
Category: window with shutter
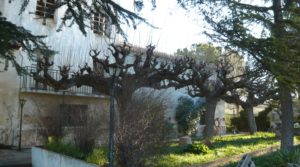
[35,0,56,19]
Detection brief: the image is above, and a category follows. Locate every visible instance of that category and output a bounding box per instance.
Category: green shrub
[44,138,110,166]
[44,139,85,160]
[86,147,109,166]
[231,107,271,132]
[256,106,271,131]
[276,149,300,165]
[230,110,248,132]
[183,143,210,154]
[175,96,203,136]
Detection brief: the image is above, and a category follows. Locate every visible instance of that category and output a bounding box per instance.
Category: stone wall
[0,66,110,147]
[0,63,20,146]
[18,92,110,147]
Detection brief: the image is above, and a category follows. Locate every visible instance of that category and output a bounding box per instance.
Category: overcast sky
[121,0,210,54]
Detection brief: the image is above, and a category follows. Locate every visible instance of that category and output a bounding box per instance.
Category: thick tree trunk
[243,104,257,134]
[116,91,133,123]
[271,0,294,151]
[204,97,218,139]
[116,79,137,122]
[279,83,294,151]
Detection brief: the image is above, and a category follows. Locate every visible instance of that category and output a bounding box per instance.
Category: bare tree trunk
[204,97,218,139]
[279,83,294,151]
[116,77,145,122]
[243,104,257,134]
[117,96,130,121]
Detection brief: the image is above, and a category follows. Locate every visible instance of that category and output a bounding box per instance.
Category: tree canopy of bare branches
[33,43,194,119]
[222,66,278,134]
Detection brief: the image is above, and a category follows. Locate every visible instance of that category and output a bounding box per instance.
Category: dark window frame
[92,13,110,37]
[60,104,88,127]
[35,0,56,19]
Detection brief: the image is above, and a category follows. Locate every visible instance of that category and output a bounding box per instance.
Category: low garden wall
[31,147,98,167]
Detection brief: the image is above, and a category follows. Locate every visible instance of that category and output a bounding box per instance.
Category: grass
[225,145,300,167]
[43,132,284,167]
[145,132,280,167]
[86,147,109,166]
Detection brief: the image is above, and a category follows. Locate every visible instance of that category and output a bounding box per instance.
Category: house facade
[0,0,226,147]
[0,0,113,146]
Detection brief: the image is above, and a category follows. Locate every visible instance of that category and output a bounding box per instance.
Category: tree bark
[279,83,294,151]
[243,104,257,134]
[116,78,138,122]
[204,97,218,139]
[271,0,294,151]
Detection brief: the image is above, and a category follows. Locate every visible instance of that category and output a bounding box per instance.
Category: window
[35,0,56,19]
[92,13,110,36]
[60,104,88,127]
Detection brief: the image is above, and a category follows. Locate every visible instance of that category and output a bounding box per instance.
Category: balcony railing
[19,66,101,96]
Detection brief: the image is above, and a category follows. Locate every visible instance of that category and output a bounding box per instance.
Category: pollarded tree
[178,0,300,151]
[33,43,194,120]
[171,52,245,139]
[33,43,194,167]
[222,66,278,134]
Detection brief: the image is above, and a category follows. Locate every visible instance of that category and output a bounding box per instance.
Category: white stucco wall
[0,0,113,69]
[32,147,98,167]
[140,87,225,123]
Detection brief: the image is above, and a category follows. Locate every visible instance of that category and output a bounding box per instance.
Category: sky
[120,0,210,54]
[119,0,270,55]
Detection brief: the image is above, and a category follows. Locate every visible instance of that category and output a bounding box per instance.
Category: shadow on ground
[0,146,31,167]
